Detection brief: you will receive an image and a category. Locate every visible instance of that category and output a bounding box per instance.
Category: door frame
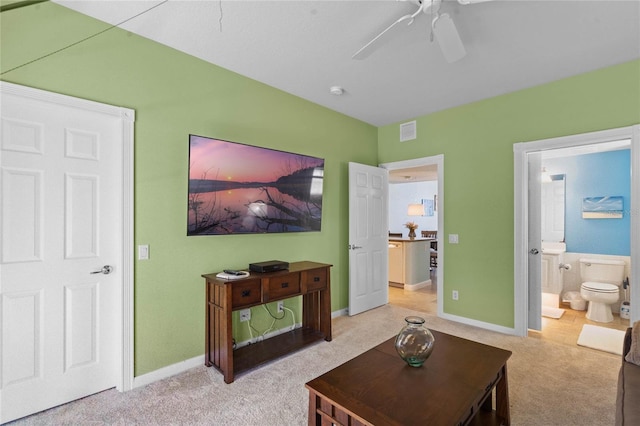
[1,82,135,391]
[379,154,444,316]
[514,125,639,337]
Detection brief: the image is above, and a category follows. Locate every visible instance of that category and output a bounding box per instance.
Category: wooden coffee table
[305,329,512,425]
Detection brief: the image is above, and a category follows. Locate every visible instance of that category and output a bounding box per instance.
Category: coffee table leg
[308,389,318,425]
[495,364,511,425]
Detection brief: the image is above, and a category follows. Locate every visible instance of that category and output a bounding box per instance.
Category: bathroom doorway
[514,125,640,339]
[538,140,632,344]
[380,155,444,316]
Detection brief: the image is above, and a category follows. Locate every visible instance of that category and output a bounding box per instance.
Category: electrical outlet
[452,290,459,301]
[277,301,284,313]
[240,309,251,322]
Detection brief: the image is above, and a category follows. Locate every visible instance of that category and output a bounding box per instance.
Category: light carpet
[10,304,622,425]
[577,324,626,355]
[542,306,565,319]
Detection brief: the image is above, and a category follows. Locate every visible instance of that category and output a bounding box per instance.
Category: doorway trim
[514,125,639,337]
[379,155,444,316]
[1,82,135,391]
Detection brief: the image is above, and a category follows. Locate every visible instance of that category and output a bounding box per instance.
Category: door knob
[529,248,539,255]
[348,244,363,250]
[90,265,113,275]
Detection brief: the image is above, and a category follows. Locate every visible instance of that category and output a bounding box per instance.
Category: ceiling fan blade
[457,0,494,4]
[352,13,415,60]
[432,13,466,63]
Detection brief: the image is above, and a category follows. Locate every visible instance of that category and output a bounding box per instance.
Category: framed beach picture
[581,196,623,219]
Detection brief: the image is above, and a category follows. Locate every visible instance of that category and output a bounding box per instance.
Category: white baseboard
[439,312,518,336]
[132,354,204,389]
[332,308,348,318]
[405,279,431,292]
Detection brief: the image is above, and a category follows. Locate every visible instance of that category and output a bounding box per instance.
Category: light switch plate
[138,244,149,260]
[448,234,459,244]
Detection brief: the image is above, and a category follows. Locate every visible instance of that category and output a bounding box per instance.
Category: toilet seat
[581,282,618,293]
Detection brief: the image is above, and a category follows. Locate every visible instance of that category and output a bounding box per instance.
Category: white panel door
[527,152,542,331]
[348,162,388,316]
[0,88,124,423]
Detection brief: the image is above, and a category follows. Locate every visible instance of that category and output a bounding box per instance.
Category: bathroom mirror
[541,174,565,242]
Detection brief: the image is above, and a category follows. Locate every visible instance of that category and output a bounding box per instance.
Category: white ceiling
[388,164,438,182]
[52,0,640,127]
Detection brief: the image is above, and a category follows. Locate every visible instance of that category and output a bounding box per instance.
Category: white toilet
[579,258,626,323]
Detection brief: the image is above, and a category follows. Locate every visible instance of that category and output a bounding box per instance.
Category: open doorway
[380,155,444,317]
[537,140,631,344]
[514,125,639,338]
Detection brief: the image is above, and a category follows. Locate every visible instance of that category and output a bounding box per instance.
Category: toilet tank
[579,258,626,286]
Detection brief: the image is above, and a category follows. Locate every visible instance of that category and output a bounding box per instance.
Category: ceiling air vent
[400,120,417,142]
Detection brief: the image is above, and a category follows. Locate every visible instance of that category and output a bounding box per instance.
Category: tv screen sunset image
[188,135,324,235]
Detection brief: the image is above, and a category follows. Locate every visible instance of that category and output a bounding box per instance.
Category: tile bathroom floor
[387,268,631,348]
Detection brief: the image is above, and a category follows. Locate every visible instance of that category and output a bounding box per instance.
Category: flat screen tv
[188,134,324,235]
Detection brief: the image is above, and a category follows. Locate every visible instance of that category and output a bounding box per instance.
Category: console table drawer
[268,274,301,299]
[232,280,262,308]
[304,268,327,292]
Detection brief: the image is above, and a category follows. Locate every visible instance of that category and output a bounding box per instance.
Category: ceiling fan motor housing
[419,0,442,15]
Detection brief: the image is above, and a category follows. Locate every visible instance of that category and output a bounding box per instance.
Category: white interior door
[348,162,388,316]
[527,152,542,331]
[0,85,128,422]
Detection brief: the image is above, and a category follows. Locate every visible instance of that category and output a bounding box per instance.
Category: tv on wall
[187,134,324,235]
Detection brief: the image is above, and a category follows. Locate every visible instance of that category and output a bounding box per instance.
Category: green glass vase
[395,316,435,367]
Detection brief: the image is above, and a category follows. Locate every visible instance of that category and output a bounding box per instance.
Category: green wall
[3,1,639,377]
[378,60,640,327]
[1,3,377,375]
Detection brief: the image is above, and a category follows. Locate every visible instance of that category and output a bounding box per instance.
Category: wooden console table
[203,261,332,383]
[306,329,511,425]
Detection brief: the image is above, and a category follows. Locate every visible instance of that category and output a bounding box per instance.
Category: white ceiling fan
[353,0,493,63]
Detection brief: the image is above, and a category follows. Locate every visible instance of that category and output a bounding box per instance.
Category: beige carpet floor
[10,304,621,425]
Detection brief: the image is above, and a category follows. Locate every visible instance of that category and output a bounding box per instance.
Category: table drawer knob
[241,290,251,297]
[281,282,289,288]
[313,276,320,282]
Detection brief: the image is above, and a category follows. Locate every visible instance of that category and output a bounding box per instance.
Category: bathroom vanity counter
[542,248,566,255]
